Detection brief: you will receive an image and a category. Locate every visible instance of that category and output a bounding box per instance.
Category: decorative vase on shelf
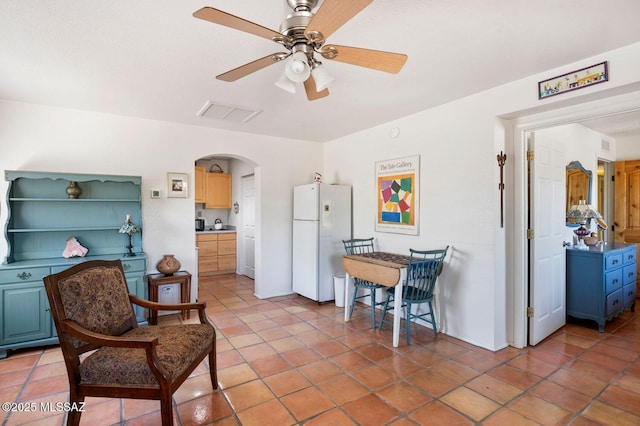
[66,181,82,199]
[157,255,180,275]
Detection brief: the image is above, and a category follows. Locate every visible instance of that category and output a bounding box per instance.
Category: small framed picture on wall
[167,172,188,198]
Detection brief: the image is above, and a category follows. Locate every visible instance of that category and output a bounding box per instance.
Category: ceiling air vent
[196,101,261,123]
[601,139,610,151]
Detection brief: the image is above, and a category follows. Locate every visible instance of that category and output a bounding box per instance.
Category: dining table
[342,251,412,347]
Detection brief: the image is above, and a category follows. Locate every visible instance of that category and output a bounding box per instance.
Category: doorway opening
[194,155,258,284]
[508,89,640,348]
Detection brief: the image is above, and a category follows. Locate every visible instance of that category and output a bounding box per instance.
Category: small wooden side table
[146,271,192,325]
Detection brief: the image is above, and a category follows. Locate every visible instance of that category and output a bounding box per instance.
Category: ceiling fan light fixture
[285,51,310,83]
[311,63,334,91]
[275,72,297,94]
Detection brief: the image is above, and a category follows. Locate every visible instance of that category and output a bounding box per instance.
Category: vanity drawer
[623,264,637,286]
[120,259,145,273]
[605,268,623,294]
[623,249,637,265]
[605,289,623,317]
[0,267,50,283]
[605,253,623,270]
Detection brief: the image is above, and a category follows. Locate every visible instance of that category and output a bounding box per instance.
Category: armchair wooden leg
[160,395,173,426]
[208,351,218,389]
[67,394,84,426]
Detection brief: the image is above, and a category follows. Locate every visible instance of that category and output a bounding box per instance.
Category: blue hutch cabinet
[0,171,147,358]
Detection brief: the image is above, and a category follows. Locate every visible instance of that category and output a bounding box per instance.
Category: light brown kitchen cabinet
[205,173,231,209]
[194,166,206,204]
[197,232,236,276]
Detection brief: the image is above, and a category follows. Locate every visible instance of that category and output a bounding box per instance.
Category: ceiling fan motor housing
[287,0,318,12]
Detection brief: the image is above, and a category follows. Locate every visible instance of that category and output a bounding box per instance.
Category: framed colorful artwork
[375,155,420,235]
[167,172,188,198]
[538,61,608,99]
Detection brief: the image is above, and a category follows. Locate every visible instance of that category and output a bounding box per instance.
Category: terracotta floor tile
[217,364,258,389]
[297,359,343,384]
[19,376,69,401]
[529,379,591,412]
[0,368,32,389]
[280,347,322,367]
[268,336,306,353]
[295,329,332,346]
[216,349,244,369]
[317,375,369,405]
[223,379,275,412]
[465,374,523,404]
[330,351,374,371]
[236,399,296,426]
[441,386,501,422]
[547,368,608,397]
[173,373,216,404]
[430,359,480,383]
[352,365,398,390]
[482,407,540,426]
[122,397,161,421]
[404,348,445,367]
[508,353,561,376]
[377,354,422,377]
[613,372,640,394]
[565,358,619,383]
[407,368,458,397]
[508,394,572,425]
[377,381,432,412]
[598,384,640,413]
[228,333,264,349]
[280,387,336,421]
[304,407,357,425]
[176,393,233,425]
[263,370,310,397]
[249,354,292,378]
[237,342,276,362]
[356,343,394,362]
[409,401,474,426]
[312,340,350,357]
[489,364,542,390]
[342,394,400,425]
[255,326,291,341]
[0,354,39,374]
[581,400,640,425]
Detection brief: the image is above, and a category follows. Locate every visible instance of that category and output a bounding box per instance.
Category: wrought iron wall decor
[497,151,507,228]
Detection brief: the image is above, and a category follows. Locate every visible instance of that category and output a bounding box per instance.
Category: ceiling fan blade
[304,76,330,101]
[193,7,282,41]
[217,53,289,82]
[305,0,372,41]
[322,45,407,74]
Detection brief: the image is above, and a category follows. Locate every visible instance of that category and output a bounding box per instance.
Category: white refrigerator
[292,183,352,302]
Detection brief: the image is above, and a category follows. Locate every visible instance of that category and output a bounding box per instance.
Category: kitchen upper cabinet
[205,173,232,209]
[195,166,206,204]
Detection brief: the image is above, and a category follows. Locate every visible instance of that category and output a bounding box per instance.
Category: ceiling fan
[193,0,408,101]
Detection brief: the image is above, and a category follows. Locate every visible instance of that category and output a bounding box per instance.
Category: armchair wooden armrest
[129,295,211,324]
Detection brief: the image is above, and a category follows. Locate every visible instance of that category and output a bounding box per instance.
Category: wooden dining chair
[342,238,385,328]
[378,246,449,344]
[43,260,217,426]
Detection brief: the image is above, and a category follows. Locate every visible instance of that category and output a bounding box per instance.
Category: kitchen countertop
[196,226,236,234]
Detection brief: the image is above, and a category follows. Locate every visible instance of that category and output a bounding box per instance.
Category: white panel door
[242,174,255,279]
[529,131,567,345]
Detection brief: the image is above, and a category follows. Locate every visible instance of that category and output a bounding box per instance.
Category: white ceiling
[2,0,640,142]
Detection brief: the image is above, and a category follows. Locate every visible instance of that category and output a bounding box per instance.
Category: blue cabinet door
[0,283,51,345]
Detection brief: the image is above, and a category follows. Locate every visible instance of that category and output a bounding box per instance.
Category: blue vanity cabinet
[566,243,636,332]
[0,171,147,358]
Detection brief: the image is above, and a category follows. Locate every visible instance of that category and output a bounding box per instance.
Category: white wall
[0,100,323,300]
[615,134,640,160]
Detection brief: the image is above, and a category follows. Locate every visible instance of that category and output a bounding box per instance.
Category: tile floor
[1,273,640,425]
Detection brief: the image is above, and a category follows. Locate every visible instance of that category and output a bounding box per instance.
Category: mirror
[566,161,592,226]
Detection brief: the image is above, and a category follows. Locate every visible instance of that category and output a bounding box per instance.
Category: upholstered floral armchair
[43,260,217,426]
